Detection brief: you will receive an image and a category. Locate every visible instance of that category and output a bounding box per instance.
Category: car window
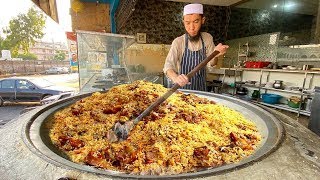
[16,80,33,89]
[0,80,15,89]
[29,78,54,88]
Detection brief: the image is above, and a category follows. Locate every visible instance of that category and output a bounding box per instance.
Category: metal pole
[297,72,308,117]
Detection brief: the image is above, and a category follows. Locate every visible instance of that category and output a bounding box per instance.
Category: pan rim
[21,90,285,179]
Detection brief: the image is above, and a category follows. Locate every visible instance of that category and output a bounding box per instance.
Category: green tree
[17,53,38,60]
[0,36,3,51]
[2,7,46,56]
[0,36,13,52]
[54,50,67,61]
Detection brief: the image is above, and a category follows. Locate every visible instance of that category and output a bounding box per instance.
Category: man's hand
[207,43,229,67]
[214,43,229,57]
[166,69,190,87]
[172,74,189,87]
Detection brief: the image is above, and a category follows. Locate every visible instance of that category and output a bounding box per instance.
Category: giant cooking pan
[22,90,284,179]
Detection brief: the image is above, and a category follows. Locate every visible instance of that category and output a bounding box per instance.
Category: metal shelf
[214,67,319,117]
[303,90,315,96]
[222,68,320,74]
[277,58,320,62]
[258,102,311,116]
[224,68,318,117]
[242,84,259,88]
[260,87,303,95]
[241,84,305,95]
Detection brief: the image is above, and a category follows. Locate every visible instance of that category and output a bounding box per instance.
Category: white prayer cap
[183,3,203,16]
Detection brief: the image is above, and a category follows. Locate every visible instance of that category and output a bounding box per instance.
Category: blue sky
[0,0,72,44]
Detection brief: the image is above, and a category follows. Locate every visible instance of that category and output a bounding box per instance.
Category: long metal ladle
[107,50,221,142]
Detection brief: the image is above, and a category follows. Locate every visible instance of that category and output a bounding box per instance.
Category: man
[163,3,229,91]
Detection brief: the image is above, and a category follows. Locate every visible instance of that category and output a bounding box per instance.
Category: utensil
[107,50,221,142]
[261,93,282,104]
[273,80,283,89]
[252,90,260,99]
[304,97,313,112]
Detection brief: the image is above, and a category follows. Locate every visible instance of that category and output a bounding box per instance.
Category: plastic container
[244,61,254,68]
[252,90,260,99]
[245,61,271,68]
[253,61,271,68]
[261,93,282,104]
[288,101,300,108]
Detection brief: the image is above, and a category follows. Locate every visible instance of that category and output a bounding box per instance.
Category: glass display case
[77,30,136,93]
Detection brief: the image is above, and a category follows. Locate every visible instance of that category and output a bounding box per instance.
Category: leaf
[54,50,67,61]
[1,7,46,55]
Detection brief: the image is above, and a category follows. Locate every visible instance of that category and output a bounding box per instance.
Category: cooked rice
[49,80,261,175]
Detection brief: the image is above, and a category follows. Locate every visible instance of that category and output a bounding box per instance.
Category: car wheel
[0,97,3,106]
[41,95,52,100]
[40,95,53,105]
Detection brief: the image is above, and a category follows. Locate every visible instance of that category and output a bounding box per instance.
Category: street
[0,105,27,126]
[0,73,79,126]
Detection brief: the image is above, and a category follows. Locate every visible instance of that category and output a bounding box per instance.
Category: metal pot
[22,91,284,179]
[273,80,283,89]
[236,87,248,95]
[252,90,260,99]
[304,97,313,112]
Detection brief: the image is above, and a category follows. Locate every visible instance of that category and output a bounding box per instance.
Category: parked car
[60,67,70,74]
[0,78,74,106]
[45,67,62,74]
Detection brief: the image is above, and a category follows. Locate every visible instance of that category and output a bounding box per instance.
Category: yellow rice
[49,80,261,175]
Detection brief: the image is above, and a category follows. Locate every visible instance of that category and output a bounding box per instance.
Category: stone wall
[118,0,230,44]
[227,7,314,43]
[70,1,315,46]
[115,0,138,32]
[0,60,69,75]
[117,0,314,45]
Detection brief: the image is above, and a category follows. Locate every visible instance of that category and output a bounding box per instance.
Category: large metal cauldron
[22,90,284,179]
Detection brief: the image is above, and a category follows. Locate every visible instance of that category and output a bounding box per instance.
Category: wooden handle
[133,50,220,125]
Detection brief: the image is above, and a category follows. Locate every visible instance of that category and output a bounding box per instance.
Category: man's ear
[202,16,206,24]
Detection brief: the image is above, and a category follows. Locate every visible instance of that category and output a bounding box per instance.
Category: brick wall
[71,2,111,32]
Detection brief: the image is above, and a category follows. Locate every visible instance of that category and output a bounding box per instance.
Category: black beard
[188,33,201,42]
[186,24,203,42]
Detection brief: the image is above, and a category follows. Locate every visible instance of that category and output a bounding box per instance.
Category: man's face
[183,14,205,39]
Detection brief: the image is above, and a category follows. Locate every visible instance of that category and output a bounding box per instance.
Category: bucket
[261,93,282,104]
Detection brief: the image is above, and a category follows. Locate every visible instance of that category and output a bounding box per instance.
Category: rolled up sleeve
[163,39,180,75]
[206,35,216,67]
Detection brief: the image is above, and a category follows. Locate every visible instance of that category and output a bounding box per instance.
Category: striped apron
[180,34,207,91]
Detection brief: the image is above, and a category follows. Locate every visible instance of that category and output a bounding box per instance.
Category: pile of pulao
[49,80,261,175]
